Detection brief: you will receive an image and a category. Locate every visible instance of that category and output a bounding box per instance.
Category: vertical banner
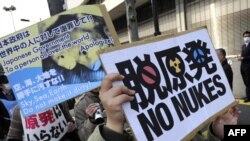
[100,28,235,141]
[0,5,119,116]
[21,105,67,141]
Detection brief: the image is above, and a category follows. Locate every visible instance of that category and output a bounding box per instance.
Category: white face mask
[3,84,11,90]
[243,37,250,44]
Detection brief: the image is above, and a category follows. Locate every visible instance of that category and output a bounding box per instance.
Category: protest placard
[99,28,236,141]
[21,105,67,141]
[0,5,119,116]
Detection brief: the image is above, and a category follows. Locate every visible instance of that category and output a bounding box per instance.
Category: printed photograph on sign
[39,13,113,84]
[0,5,119,116]
[99,28,236,141]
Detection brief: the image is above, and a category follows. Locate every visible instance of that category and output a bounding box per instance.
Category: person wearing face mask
[239,31,250,102]
[0,75,17,140]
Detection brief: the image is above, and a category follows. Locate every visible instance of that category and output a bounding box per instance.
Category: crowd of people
[0,30,250,141]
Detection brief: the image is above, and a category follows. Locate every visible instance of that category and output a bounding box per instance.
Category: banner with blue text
[0,5,119,116]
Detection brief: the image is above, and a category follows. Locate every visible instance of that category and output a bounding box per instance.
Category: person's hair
[0,75,9,84]
[216,48,226,57]
[243,31,250,36]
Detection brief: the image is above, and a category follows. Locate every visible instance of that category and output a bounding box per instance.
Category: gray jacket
[88,124,221,141]
[74,92,105,141]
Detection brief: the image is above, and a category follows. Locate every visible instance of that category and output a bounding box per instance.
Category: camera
[94,108,104,123]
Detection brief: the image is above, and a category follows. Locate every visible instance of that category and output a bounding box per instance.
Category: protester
[74,87,105,141]
[7,102,80,141]
[0,75,15,101]
[0,75,17,140]
[88,73,240,141]
[216,48,233,89]
[238,31,250,102]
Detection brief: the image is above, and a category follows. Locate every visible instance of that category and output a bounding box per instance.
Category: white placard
[100,28,235,141]
[21,105,67,141]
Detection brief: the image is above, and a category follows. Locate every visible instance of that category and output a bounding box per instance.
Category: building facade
[113,0,250,56]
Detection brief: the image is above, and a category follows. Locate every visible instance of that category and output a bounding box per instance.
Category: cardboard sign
[100,28,235,141]
[21,105,67,141]
[0,5,119,116]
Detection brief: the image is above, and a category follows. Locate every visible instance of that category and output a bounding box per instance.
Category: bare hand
[85,103,100,118]
[67,121,76,132]
[100,73,135,133]
[212,106,241,139]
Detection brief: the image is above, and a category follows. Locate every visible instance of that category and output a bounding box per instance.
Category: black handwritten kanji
[183,40,217,81]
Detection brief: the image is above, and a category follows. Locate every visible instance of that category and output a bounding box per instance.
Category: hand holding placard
[99,28,236,141]
[212,106,241,139]
[100,73,135,134]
